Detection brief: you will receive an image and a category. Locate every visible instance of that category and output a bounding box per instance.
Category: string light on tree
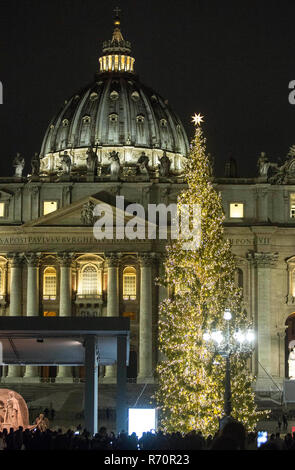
[154,114,268,435]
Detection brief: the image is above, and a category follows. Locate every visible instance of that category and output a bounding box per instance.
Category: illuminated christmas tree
[155,114,268,435]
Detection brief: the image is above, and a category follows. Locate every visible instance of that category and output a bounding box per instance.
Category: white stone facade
[0,177,294,398]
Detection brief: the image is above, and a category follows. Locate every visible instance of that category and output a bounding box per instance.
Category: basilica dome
[39,14,189,175]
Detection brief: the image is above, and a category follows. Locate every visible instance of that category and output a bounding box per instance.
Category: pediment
[22,192,156,230]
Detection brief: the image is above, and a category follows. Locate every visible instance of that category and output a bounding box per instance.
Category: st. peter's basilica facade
[1,12,295,417]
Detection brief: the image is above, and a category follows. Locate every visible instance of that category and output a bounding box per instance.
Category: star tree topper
[192,113,204,126]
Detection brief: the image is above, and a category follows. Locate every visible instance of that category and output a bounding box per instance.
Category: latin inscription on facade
[228,237,270,246]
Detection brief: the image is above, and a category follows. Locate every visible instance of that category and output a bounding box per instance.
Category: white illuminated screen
[128,408,156,438]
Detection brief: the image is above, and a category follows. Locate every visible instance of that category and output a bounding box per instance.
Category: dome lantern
[99,7,135,74]
[39,8,189,176]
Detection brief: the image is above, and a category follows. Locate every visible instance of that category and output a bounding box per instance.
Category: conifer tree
[155,115,267,435]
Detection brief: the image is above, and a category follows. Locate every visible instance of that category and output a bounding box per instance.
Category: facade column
[7,253,23,380]
[84,335,98,435]
[25,253,40,316]
[137,253,154,383]
[256,187,269,223]
[56,252,74,381]
[248,252,278,391]
[59,252,73,317]
[24,253,40,381]
[277,328,287,384]
[158,254,167,363]
[104,253,119,381]
[9,253,23,316]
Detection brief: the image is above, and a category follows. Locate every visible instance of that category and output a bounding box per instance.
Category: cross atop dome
[112,6,124,42]
[99,8,135,74]
[114,6,121,16]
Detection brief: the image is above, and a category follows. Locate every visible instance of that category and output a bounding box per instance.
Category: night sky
[1,0,295,177]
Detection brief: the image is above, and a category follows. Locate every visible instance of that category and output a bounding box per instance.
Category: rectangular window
[290,194,295,218]
[44,275,56,297]
[43,267,57,299]
[43,201,58,215]
[123,275,136,300]
[230,203,244,218]
[0,203,5,217]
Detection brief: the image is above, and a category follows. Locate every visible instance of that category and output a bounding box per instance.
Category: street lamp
[203,309,255,429]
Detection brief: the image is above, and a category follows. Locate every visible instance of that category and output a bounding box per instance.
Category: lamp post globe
[203,310,255,429]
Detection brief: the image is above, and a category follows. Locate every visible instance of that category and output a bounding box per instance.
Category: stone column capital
[276,327,287,339]
[58,252,75,267]
[138,253,155,267]
[247,251,278,268]
[105,253,120,268]
[8,253,24,267]
[25,252,41,267]
[28,185,40,197]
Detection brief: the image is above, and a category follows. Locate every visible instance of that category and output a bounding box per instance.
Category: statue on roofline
[13,153,25,177]
[158,151,171,177]
[86,146,98,174]
[137,152,149,177]
[31,152,40,176]
[60,151,71,174]
[109,151,121,180]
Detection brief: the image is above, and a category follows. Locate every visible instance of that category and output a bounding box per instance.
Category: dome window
[110,90,119,101]
[160,118,167,127]
[49,124,54,130]
[82,115,91,124]
[109,113,118,123]
[151,94,157,102]
[131,91,140,102]
[62,119,69,127]
[90,92,98,101]
[74,95,80,100]
[136,114,145,123]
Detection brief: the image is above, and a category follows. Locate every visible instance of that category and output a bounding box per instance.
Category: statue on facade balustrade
[60,151,71,174]
[137,152,150,178]
[158,151,171,177]
[31,152,40,176]
[13,153,25,177]
[257,152,272,177]
[108,151,121,180]
[256,147,295,184]
[86,146,98,174]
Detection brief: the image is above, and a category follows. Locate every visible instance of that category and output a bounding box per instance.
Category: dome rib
[40,75,189,162]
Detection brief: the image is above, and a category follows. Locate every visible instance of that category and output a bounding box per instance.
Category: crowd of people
[0,419,294,450]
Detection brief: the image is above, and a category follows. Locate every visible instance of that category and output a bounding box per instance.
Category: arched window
[123,266,136,300]
[81,264,101,296]
[43,267,57,299]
